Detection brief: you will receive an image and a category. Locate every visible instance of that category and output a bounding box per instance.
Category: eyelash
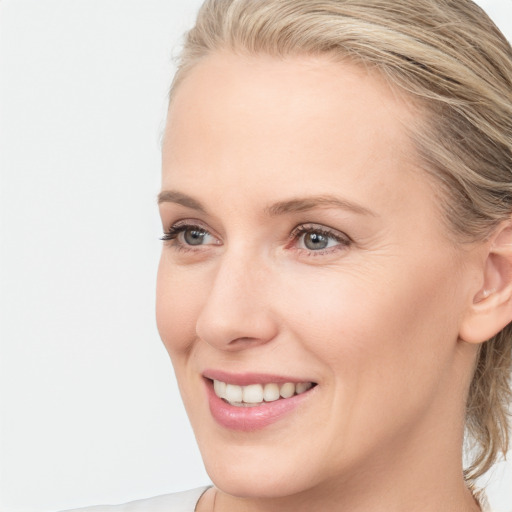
[289,224,352,255]
[160,222,214,253]
[161,222,352,255]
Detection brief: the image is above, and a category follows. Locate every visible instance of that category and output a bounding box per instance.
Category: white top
[62,486,494,512]
[478,492,494,512]
[62,486,210,512]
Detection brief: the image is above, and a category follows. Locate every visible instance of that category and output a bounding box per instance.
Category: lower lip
[205,380,315,431]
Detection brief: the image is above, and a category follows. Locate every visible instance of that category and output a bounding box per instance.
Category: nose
[195,250,279,351]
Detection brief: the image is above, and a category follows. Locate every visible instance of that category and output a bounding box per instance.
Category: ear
[459,221,512,344]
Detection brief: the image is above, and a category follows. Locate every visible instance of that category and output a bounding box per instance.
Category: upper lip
[202,369,316,386]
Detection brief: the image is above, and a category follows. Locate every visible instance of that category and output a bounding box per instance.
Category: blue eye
[293,225,351,253]
[182,227,208,245]
[301,231,331,250]
[161,223,219,248]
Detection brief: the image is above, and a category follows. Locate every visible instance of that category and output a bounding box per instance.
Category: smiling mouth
[212,379,317,407]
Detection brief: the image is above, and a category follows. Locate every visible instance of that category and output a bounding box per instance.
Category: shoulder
[60,486,211,512]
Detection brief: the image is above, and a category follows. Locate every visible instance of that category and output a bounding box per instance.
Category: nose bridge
[195,244,277,349]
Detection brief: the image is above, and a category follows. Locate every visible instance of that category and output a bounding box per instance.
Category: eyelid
[289,223,352,243]
[173,218,211,230]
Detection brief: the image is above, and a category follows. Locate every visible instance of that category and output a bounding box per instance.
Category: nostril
[196,311,279,351]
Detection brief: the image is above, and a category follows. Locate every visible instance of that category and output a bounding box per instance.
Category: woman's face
[157,53,480,498]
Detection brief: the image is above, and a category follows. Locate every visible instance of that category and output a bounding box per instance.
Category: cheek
[281,257,462,394]
[276,259,464,459]
[156,255,203,358]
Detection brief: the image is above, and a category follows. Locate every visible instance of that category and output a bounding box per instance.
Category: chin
[196,436,326,499]
[207,462,319,499]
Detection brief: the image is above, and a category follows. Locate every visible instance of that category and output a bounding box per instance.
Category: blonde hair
[170,0,512,482]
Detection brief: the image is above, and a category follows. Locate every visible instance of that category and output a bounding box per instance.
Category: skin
[157,52,487,511]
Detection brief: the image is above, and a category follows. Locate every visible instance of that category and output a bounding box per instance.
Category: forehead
[162,52,434,223]
[164,52,418,169]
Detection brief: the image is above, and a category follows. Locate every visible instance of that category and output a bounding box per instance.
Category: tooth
[242,384,264,403]
[225,384,243,403]
[263,383,280,402]
[213,380,227,399]
[216,380,312,404]
[280,382,295,399]
[296,382,312,394]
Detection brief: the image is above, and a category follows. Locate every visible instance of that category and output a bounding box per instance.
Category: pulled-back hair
[170,0,512,482]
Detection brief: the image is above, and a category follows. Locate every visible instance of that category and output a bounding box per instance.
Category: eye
[161,222,220,249]
[300,231,335,251]
[181,226,210,246]
[291,224,351,254]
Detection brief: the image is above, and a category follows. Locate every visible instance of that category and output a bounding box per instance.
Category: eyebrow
[266,195,377,217]
[157,190,376,217]
[157,190,208,213]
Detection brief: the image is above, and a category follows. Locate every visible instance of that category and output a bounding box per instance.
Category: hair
[170,0,512,483]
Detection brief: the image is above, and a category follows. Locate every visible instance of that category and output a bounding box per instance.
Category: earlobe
[459,222,512,344]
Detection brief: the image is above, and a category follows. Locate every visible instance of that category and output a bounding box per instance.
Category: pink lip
[203,369,314,386]
[203,376,316,432]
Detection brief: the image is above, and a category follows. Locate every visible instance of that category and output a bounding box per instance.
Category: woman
[68,0,512,510]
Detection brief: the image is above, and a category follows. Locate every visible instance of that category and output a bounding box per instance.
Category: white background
[1,1,511,511]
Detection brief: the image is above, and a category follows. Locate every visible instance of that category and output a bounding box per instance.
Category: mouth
[212,379,315,407]
[202,372,318,431]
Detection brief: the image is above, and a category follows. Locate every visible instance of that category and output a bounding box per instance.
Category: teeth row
[213,380,313,406]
